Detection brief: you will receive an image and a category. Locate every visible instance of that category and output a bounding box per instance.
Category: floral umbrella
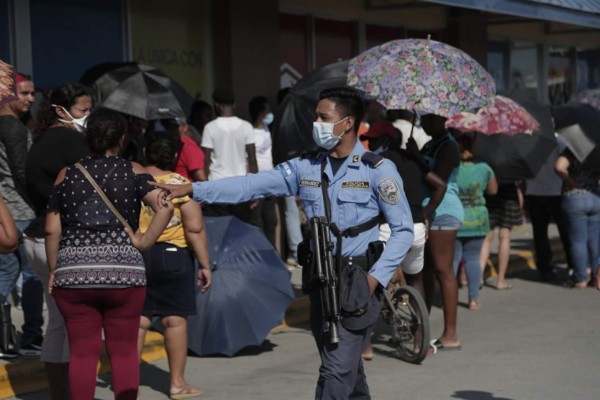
[445,95,540,135]
[574,89,600,111]
[0,59,17,104]
[347,37,495,118]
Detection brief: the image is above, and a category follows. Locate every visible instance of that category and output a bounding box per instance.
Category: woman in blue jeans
[555,149,600,289]
[453,135,497,309]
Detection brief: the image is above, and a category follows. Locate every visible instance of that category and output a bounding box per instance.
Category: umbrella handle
[410,109,417,139]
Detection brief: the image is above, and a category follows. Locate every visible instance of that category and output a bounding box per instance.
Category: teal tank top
[422,133,464,222]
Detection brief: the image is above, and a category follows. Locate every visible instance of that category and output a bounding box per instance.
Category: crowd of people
[0,66,599,400]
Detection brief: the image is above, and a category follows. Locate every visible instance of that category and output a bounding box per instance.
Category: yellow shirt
[139,173,191,248]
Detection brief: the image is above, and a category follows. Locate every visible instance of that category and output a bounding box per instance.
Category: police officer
[151,87,414,400]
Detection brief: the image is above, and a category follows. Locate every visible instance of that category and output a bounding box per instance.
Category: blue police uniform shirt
[191,140,414,287]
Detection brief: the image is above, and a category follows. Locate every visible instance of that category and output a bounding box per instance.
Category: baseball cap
[359,120,398,141]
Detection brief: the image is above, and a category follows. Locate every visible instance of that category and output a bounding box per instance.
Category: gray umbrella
[553,103,600,172]
[92,63,192,120]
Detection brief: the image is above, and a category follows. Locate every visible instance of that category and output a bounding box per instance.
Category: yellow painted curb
[284,295,310,327]
[0,331,166,399]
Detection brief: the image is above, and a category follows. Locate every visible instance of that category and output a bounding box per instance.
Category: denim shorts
[429,215,462,231]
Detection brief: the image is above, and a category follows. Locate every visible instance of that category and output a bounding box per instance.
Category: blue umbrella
[189,216,294,356]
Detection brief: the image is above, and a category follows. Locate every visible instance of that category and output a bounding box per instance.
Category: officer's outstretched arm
[153,159,302,204]
[369,160,414,288]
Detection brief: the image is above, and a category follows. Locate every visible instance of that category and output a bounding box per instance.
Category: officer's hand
[148,182,193,201]
[367,275,379,297]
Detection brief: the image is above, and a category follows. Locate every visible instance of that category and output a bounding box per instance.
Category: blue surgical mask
[263,112,274,126]
[312,117,349,150]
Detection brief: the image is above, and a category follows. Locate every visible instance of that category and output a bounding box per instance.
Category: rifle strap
[321,159,342,271]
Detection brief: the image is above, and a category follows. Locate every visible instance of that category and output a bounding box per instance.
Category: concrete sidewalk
[0,223,566,399]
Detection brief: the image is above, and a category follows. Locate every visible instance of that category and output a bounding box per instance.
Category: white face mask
[54,105,88,132]
[312,117,349,150]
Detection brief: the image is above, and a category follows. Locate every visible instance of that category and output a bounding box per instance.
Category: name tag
[300,179,321,188]
[342,181,370,190]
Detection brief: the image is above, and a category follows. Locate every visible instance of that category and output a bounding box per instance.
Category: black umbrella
[553,103,600,172]
[272,60,348,164]
[92,63,193,120]
[473,101,557,184]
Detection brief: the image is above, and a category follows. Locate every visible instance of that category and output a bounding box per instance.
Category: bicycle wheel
[387,285,430,364]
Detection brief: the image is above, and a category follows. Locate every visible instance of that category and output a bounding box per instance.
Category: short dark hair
[145,131,179,170]
[86,108,127,154]
[212,88,235,105]
[319,87,364,133]
[249,96,269,123]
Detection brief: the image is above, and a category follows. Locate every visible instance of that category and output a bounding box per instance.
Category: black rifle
[310,216,341,344]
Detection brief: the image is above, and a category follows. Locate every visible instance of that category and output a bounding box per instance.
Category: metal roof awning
[425,0,600,28]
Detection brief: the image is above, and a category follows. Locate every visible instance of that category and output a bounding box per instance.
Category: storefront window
[510,45,538,102]
[548,49,572,105]
[130,0,208,99]
[577,49,600,92]
[488,42,508,94]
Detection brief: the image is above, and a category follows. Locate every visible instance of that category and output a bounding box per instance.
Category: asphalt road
[14,224,600,399]
[18,264,600,400]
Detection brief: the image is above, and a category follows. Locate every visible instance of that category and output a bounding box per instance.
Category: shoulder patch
[377,177,400,205]
[275,161,295,177]
[361,151,384,168]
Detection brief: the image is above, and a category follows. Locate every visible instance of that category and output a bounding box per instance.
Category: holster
[366,240,385,268]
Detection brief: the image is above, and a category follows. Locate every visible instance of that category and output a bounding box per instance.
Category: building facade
[1,0,599,118]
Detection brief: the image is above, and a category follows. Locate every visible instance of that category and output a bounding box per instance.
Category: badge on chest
[341,181,370,190]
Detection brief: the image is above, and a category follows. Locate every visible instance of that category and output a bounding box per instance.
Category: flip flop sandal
[170,386,204,399]
[429,339,461,354]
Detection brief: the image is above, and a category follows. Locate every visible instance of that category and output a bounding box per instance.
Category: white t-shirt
[392,119,430,150]
[201,116,255,180]
[253,127,273,172]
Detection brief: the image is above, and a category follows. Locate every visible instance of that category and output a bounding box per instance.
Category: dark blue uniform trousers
[309,292,382,400]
